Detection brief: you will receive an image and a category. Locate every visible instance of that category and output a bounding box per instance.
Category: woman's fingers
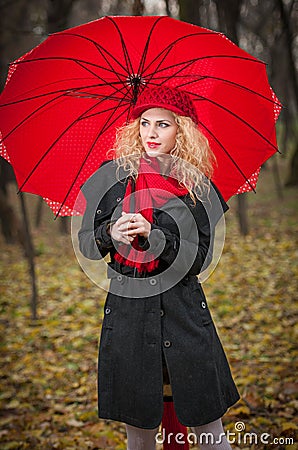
[126,218,151,238]
[112,213,151,240]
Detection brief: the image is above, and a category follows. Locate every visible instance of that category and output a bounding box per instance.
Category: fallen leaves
[0,171,297,449]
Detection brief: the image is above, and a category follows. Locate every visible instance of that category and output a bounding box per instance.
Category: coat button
[116,197,122,202]
[96,209,102,214]
[149,278,157,286]
[160,309,165,317]
[117,275,123,282]
[201,301,206,309]
[105,307,111,315]
[164,340,171,348]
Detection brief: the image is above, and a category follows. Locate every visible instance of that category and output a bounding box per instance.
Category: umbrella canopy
[0,15,281,215]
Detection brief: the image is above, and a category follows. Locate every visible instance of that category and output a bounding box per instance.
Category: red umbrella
[0,15,281,216]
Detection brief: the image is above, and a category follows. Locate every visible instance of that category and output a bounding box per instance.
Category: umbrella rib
[105,17,134,77]
[190,91,279,151]
[142,31,220,75]
[144,54,265,81]
[150,74,281,107]
[77,105,126,121]
[13,55,126,82]
[71,39,130,96]
[52,31,131,77]
[18,87,130,193]
[2,92,68,141]
[73,59,123,86]
[18,99,106,192]
[142,31,263,76]
[142,42,178,89]
[136,16,167,77]
[59,30,131,97]
[197,119,257,192]
[76,86,136,120]
[56,103,131,217]
[71,59,130,99]
[0,79,126,108]
[0,82,129,141]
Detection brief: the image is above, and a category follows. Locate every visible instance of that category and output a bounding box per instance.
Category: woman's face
[139,108,178,157]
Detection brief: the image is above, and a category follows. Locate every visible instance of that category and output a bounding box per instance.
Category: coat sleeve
[78,196,114,260]
[140,185,228,276]
[77,161,124,260]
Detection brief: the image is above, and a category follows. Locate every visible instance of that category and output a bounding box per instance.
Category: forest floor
[0,161,297,449]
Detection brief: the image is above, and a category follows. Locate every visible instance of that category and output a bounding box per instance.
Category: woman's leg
[125,424,159,450]
[191,418,232,450]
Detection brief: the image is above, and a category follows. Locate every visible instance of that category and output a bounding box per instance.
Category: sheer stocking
[126,424,159,450]
[125,418,231,449]
[191,418,232,449]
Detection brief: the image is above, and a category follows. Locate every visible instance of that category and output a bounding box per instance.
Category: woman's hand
[110,212,151,244]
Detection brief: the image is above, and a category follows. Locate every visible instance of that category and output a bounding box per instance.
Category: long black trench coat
[78,160,240,429]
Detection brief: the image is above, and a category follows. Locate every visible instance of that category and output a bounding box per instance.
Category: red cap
[131,86,198,124]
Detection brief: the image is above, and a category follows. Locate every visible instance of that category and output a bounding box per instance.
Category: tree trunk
[0,158,25,244]
[35,197,44,228]
[47,0,75,33]
[165,0,171,16]
[0,188,25,245]
[237,193,249,237]
[271,154,284,199]
[178,0,202,25]
[59,216,70,234]
[19,193,38,320]
[285,145,298,187]
[276,0,298,110]
[276,0,298,186]
[133,0,144,15]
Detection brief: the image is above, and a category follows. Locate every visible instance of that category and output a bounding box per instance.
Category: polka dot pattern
[236,167,261,195]
[0,131,10,162]
[271,87,282,122]
[43,197,85,217]
[0,16,281,215]
[5,49,34,86]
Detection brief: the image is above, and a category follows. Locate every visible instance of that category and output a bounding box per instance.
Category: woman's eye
[141,121,149,127]
[159,122,169,128]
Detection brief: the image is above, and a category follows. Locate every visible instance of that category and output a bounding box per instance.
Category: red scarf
[114,156,188,273]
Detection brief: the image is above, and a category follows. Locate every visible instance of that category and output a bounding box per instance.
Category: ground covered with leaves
[0,167,297,449]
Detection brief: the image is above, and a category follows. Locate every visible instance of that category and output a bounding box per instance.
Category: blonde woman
[79,86,239,450]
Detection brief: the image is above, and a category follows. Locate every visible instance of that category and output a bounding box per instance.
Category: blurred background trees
[1,1,296,315]
[0,4,296,444]
[0,0,297,241]
[0,0,296,235]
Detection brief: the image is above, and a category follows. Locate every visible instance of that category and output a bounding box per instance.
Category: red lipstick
[147,142,161,149]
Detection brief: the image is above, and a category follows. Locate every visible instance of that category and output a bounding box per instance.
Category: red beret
[131,86,198,124]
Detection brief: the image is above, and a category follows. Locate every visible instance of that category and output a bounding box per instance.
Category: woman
[78,86,240,450]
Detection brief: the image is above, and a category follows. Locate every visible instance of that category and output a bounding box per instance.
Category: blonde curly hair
[109,112,216,202]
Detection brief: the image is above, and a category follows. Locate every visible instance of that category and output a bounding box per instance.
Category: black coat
[78,161,239,428]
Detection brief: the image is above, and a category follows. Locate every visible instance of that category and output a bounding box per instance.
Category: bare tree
[133,0,144,15]
[178,0,203,25]
[276,0,298,186]
[0,0,39,245]
[47,0,76,32]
